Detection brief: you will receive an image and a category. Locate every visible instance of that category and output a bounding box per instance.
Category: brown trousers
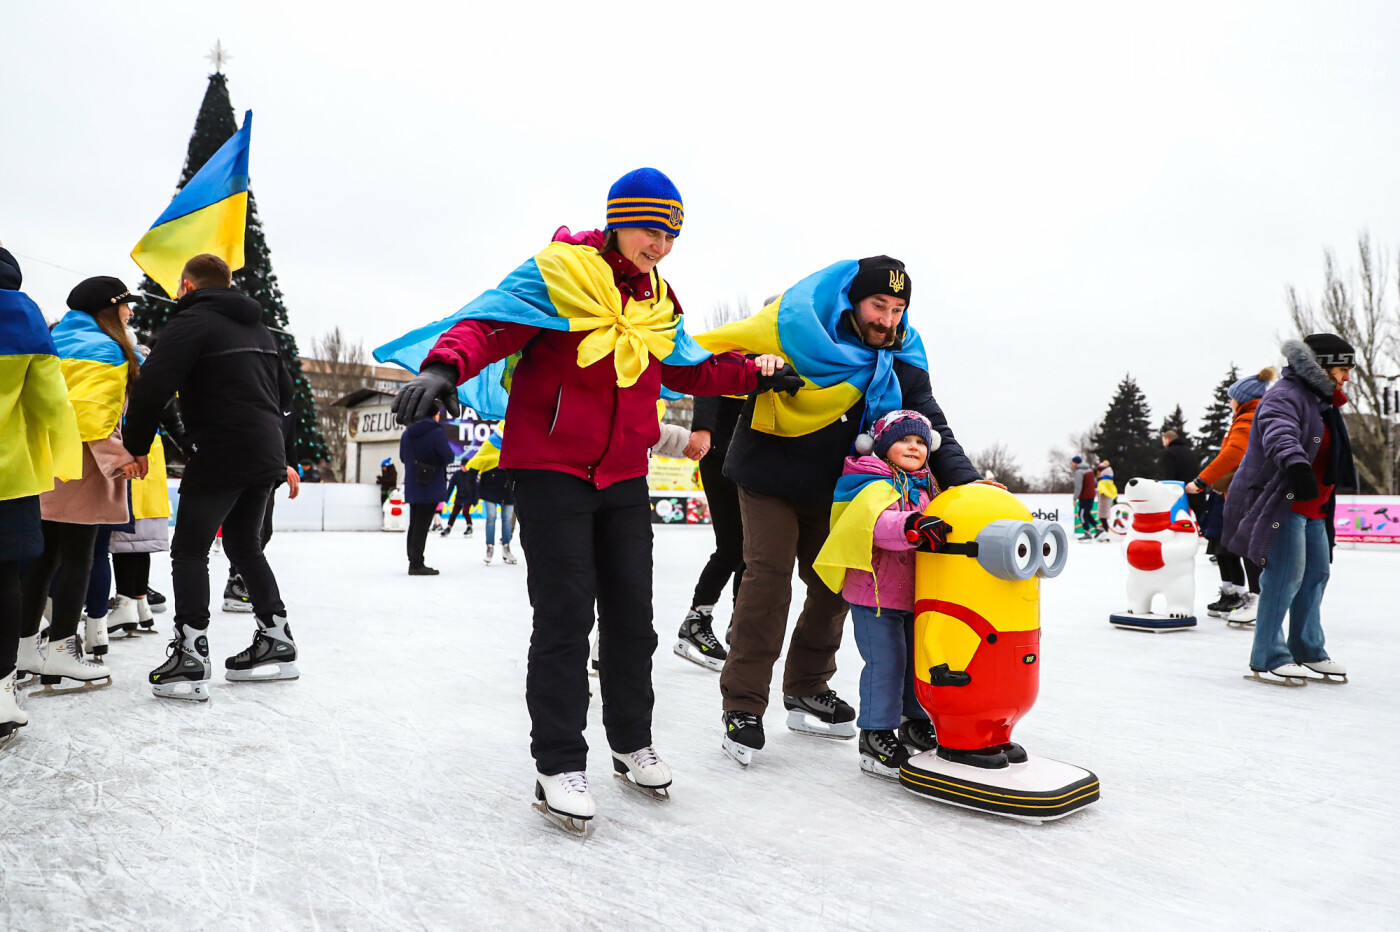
[719,487,850,715]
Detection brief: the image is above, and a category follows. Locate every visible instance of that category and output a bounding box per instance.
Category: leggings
[1217,546,1261,593]
[113,552,151,598]
[20,521,99,641]
[84,525,114,618]
[1,560,20,678]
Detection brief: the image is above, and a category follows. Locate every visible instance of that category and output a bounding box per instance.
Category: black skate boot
[146,586,168,613]
[222,575,253,613]
[898,717,938,753]
[1206,589,1245,618]
[783,689,857,739]
[673,606,727,672]
[859,729,911,780]
[936,745,1010,769]
[722,711,764,767]
[225,615,299,682]
[150,624,212,702]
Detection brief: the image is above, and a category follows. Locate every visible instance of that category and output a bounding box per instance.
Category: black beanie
[67,276,138,314]
[848,256,911,308]
[1303,333,1357,368]
[0,248,21,290]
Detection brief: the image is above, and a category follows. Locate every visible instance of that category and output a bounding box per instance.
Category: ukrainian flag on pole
[131,111,252,296]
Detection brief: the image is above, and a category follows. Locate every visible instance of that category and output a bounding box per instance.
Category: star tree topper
[206,40,232,73]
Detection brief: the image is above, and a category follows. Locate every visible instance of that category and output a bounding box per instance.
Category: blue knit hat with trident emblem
[605,168,684,237]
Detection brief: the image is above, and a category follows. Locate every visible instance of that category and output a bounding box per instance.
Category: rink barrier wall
[161,482,1400,543]
[167,480,384,532]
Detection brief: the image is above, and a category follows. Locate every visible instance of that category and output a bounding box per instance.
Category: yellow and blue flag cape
[464,424,504,473]
[374,242,711,420]
[131,111,252,297]
[813,469,931,600]
[696,261,927,437]
[51,310,130,443]
[0,291,84,500]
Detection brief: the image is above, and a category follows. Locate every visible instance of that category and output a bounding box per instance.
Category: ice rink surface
[2,526,1397,931]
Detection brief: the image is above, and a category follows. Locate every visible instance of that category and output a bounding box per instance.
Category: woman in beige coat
[18,277,142,694]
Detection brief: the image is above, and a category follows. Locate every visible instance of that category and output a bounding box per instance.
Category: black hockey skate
[898,717,938,752]
[222,575,253,613]
[722,711,764,767]
[1206,589,1245,618]
[784,690,857,740]
[150,625,212,702]
[859,729,911,780]
[673,606,727,672]
[225,616,299,682]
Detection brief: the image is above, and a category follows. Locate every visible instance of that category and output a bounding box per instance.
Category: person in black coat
[476,463,516,564]
[400,411,454,575]
[441,454,478,537]
[1160,430,1204,520]
[122,254,298,698]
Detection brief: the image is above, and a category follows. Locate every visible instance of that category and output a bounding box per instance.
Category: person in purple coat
[400,411,454,576]
[1223,334,1356,686]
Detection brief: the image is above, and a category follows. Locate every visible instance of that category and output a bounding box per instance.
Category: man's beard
[861,325,897,348]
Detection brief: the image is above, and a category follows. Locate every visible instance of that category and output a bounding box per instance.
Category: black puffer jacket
[724,358,981,508]
[478,467,514,505]
[123,287,294,492]
[1161,438,1200,483]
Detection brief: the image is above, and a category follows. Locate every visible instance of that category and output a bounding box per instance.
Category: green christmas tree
[132,67,328,464]
[1195,364,1238,456]
[1090,375,1157,484]
[1160,404,1188,439]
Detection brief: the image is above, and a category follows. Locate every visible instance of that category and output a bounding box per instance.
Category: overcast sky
[4,1,1398,475]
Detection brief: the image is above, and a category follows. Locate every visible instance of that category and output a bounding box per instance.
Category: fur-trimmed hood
[1281,339,1335,399]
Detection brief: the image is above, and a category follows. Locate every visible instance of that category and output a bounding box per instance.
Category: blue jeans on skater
[483,501,514,547]
[850,604,928,730]
[1252,512,1331,671]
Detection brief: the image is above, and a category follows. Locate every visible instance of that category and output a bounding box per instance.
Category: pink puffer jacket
[840,455,932,613]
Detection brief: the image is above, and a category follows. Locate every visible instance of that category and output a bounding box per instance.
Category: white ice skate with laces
[611,746,672,800]
[533,771,594,836]
[1301,659,1347,684]
[34,635,112,695]
[1226,593,1258,627]
[1,670,28,750]
[1243,663,1311,687]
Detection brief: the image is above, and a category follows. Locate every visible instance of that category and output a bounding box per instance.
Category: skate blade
[149,604,168,614]
[152,680,211,701]
[221,600,254,614]
[1226,620,1256,628]
[532,800,590,836]
[672,640,725,672]
[29,675,113,696]
[108,625,140,639]
[785,709,858,740]
[613,771,672,801]
[1243,671,1307,687]
[0,723,24,751]
[136,626,159,635]
[722,737,754,767]
[225,661,300,683]
[859,757,902,782]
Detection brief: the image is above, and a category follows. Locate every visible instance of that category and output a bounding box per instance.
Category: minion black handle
[928,663,971,687]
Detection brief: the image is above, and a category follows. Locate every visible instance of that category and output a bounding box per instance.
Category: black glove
[1286,462,1320,501]
[904,514,953,553]
[392,363,461,425]
[755,361,804,396]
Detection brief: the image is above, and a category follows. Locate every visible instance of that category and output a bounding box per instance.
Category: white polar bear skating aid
[1108,478,1199,632]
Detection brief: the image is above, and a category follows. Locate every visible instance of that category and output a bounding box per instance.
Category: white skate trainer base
[2,530,1397,929]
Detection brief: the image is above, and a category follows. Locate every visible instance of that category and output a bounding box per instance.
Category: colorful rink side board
[900,484,1099,822]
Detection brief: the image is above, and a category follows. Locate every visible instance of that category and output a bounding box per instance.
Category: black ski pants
[406,503,436,568]
[20,521,98,641]
[229,495,276,582]
[514,470,654,775]
[690,451,744,609]
[1076,498,1097,534]
[172,483,283,629]
[0,561,20,679]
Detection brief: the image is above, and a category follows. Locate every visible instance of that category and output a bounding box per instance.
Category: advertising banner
[1334,496,1400,544]
[648,456,703,491]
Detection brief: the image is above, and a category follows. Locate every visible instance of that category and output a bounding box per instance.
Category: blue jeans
[483,501,514,546]
[1252,512,1330,670]
[850,604,928,730]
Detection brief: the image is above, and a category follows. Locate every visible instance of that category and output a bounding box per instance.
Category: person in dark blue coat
[400,410,454,576]
[440,454,478,537]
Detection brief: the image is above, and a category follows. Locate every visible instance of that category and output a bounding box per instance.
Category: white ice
[2,528,1398,930]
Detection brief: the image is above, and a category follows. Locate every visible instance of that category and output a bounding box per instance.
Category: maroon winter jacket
[423,229,758,489]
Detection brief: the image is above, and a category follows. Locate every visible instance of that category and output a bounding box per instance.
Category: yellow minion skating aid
[900,484,1100,822]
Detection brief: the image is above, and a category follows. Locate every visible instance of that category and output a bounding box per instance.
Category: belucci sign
[346,405,402,443]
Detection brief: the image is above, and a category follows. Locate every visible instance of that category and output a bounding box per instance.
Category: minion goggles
[937,520,1068,581]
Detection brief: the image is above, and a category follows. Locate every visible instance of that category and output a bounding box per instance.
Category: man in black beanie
[712,255,990,766]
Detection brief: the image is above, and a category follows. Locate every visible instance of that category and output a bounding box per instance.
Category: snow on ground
[2,527,1397,931]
